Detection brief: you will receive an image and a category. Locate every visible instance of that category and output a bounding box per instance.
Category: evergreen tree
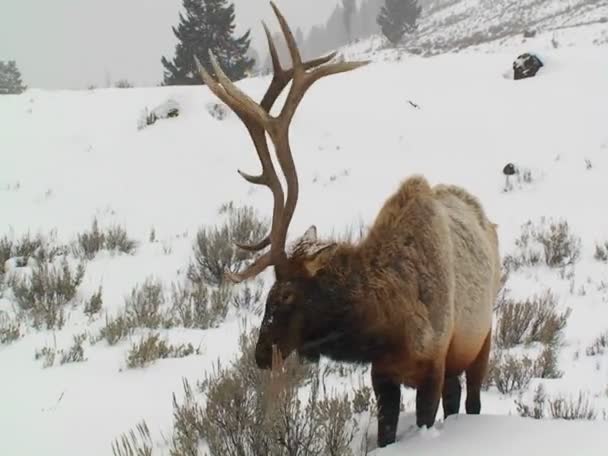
[161,0,254,86]
[0,60,27,95]
[377,0,422,45]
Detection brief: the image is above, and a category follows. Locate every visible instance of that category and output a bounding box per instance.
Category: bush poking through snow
[516,385,599,421]
[594,241,608,262]
[169,281,232,329]
[84,286,103,317]
[503,218,581,271]
[125,278,166,329]
[8,258,85,330]
[495,290,570,349]
[487,352,536,394]
[0,312,20,345]
[75,218,105,259]
[99,277,235,345]
[60,333,88,364]
[188,203,270,287]
[105,226,137,255]
[206,101,230,121]
[34,333,87,367]
[137,99,180,130]
[74,218,137,259]
[111,420,153,456]
[586,332,608,357]
[1,232,67,270]
[168,327,359,456]
[230,278,265,315]
[100,314,133,346]
[35,345,56,368]
[125,333,200,369]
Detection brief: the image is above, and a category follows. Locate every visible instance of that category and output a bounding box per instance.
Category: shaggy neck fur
[297,246,396,364]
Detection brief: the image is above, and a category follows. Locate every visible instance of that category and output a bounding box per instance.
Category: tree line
[1,0,422,93]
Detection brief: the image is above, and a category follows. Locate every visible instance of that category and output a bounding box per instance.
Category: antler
[195,1,369,283]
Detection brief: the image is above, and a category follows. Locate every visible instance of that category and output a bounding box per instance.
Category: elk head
[196,1,369,370]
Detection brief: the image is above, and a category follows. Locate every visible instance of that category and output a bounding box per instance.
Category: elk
[196,1,501,448]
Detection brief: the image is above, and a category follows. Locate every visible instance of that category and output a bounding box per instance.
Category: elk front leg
[415,362,445,429]
[371,365,401,448]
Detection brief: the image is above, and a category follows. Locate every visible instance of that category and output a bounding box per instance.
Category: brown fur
[256,174,501,446]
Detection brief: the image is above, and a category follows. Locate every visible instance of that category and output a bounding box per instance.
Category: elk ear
[301,225,318,243]
[302,243,338,277]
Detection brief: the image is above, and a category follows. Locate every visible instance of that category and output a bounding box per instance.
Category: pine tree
[161,0,254,86]
[377,0,422,45]
[0,60,27,95]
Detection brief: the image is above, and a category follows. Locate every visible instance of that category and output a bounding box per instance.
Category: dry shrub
[586,331,608,357]
[0,312,21,345]
[516,385,599,420]
[188,203,269,287]
[485,343,562,394]
[487,352,535,394]
[169,281,232,329]
[105,225,137,255]
[98,278,168,345]
[594,241,608,262]
[503,218,581,271]
[112,420,153,456]
[100,314,133,346]
[168,327,360,456]
[495,290,570,349]
[125,278,166,328]
[34,332,87,368]
[74,218,137,259]
[84,286,103,316]
[126,333,200,369]
[1,232,67,271]
[8,257,85,330]
[99,277,236,345]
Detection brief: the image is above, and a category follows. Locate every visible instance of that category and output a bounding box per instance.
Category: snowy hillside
[2,21,608,456]
[339,0,608,60]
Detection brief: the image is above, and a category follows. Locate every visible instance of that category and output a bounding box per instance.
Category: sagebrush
[188,203,269,287]
[503,218,581,271]
[8,257,85,330]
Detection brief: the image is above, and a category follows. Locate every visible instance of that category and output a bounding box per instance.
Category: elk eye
[282,291,295,305]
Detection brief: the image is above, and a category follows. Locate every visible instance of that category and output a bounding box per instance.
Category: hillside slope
[2,29,608,455]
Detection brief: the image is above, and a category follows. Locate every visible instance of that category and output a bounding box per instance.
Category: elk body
[197,2,501,448]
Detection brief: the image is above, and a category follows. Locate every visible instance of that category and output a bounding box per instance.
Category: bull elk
[196,1,501,448]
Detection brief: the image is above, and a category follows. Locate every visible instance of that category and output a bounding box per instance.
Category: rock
[503,163,517,176]
[513,53,544,80]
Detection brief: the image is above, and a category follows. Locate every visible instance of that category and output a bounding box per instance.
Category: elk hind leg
[465,329,492,414]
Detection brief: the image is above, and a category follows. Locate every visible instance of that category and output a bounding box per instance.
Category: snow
[2,15,608,456]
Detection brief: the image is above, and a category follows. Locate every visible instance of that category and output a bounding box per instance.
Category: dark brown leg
[442,374,462,418]
[415,362,445,429]
[465,330,492,414]
[371,365,401,448]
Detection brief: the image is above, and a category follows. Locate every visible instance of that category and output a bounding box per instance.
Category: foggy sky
[0,0,341,90]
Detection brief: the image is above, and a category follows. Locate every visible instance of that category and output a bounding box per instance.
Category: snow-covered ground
[2,18,608,456]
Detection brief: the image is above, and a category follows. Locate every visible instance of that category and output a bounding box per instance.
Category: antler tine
[207,52,272,129]
[235,236,271,252]
[225,251,274,283]
[269,1,302,70]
